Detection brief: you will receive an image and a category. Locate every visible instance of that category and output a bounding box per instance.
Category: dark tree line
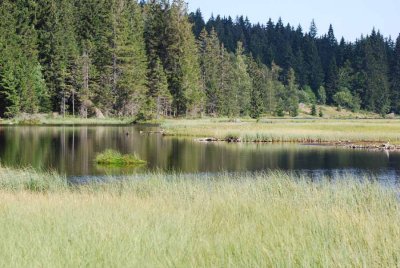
[0,1,399,119]
[190,10,400,115]
[0,0,202,118]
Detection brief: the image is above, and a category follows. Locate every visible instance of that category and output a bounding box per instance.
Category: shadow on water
[1,125,400,184]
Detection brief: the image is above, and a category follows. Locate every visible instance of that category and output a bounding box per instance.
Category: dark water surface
[1,125,400,182]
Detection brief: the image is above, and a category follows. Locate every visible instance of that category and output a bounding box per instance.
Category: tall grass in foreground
[0,165,67,192]
[0,168,399,267]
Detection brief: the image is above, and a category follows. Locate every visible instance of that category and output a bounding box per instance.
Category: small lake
[1,125,400,183]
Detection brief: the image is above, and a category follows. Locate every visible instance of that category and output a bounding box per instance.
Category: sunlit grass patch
[160,118,400,144]
[95,149,147,167]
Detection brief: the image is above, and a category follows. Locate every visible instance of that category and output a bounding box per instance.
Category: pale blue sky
[187,0,400,41]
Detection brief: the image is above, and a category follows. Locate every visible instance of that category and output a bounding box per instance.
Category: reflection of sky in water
[1,126,400,183]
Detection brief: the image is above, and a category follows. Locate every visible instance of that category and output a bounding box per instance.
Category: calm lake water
[1,125,400,182]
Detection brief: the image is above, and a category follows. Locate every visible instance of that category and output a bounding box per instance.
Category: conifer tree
[147,57,171,117]
[144,0,168,93]
[0,0,49,116]
[338,61,355,90]
[285,68,300,117]
[36,0,79,115]
[189,9,205,38]
[304,36,324,91]
[112,0,148,116]
[233,42,252,116]
[216,49,229,116]
[362,30,390,115]
[247,58,265,118]
[74,0,114,117]
[143,0,171,117]
[198,28,222,114]
[391,34,400,113]
[217,45,236,116]
[0,1,21,117]
[325,57,339,103]
[309,19,318,39]
[165,0,204,115]
[266,63,283,114]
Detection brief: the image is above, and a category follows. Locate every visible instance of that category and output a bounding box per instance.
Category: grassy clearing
[298,104,384,119]
[0,167,399,267]
[96,149,147,167]
[160,118,400,144]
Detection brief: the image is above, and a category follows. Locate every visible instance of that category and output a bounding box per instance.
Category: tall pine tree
[198,28,222,115]
[233,42,252,116]
[112,0,148,116]
[362,30,390,114]
[165,0,204,115]
[391,34,400,113]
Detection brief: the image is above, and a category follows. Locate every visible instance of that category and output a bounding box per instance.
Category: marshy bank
[0,167,399,267]
[160,118,400,148]
[195,137,400,152]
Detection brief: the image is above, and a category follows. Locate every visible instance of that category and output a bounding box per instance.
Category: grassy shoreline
[160,118,400,145]
[0,166,399,266]
[0,116,134,126]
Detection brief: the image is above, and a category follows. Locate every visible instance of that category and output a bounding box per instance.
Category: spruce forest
[1,0,399,119]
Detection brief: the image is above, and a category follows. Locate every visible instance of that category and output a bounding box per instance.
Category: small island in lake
[95,149,147,167]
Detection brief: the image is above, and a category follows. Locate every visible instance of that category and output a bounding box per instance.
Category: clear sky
[187,0,400,41]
